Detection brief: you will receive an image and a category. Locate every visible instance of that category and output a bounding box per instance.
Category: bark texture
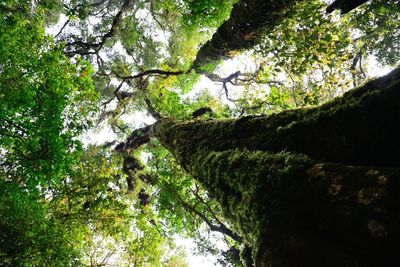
[192,0,372,71]
[154,67,400,266]
[156,67,400,167]
[192,0,299,70]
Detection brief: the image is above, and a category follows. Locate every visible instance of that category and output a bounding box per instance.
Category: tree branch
[121,69,184,80]
[166,183,243,242]
[54,19,70,38]
[326,0,369,14]
[65,0,135,55]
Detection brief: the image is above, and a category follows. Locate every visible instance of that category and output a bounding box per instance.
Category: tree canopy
[1,0,400,266]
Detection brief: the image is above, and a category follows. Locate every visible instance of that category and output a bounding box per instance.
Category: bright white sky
[175,235,228,267]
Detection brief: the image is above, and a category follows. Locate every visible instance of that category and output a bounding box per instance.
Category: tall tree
[2,0,400,266]
[152,66,400,266]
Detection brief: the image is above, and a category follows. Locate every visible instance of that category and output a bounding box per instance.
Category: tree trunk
[192,0,300,70]
[153,67,400,266]
[192,0,372,71]
[155,67,400,168]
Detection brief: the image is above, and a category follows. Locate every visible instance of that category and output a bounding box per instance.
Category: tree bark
[192,0,372,71]
[326,0,369,14]
[155,67,400,168]
[192,0,300,70]
[153,67,400,266]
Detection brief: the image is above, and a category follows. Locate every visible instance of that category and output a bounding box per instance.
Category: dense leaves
[0,2,172,266]
[0,180,80,266]
[0,2,96,264]
[0,3,98,189]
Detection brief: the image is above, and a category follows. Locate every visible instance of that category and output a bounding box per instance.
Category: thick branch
[115,125,153,152]
[326,0,369,14]
[121,69,184,80]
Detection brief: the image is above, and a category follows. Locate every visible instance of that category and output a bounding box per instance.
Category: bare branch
[149,1,166,31]
[65,0,135,55]
[54,19,70,38]
[166,183,243,242]
[350,45,366,87]
[120,69,184,80]
[205,71,241,102]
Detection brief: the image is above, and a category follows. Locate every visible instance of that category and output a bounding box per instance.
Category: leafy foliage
[349,0,400,66]
[0,2,172,266]
[253,0,354,109]
[0,2,96,264]
[0,180,81,266]
[0,3,98,189]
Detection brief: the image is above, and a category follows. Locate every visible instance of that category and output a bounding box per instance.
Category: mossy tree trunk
[154,67,400,266]
[192,0,300,70]
[192,0,370,71]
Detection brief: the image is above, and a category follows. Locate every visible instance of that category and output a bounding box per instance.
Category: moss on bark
[192,0,299,70]
[155,68,400,167]
[154,68,400,266]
